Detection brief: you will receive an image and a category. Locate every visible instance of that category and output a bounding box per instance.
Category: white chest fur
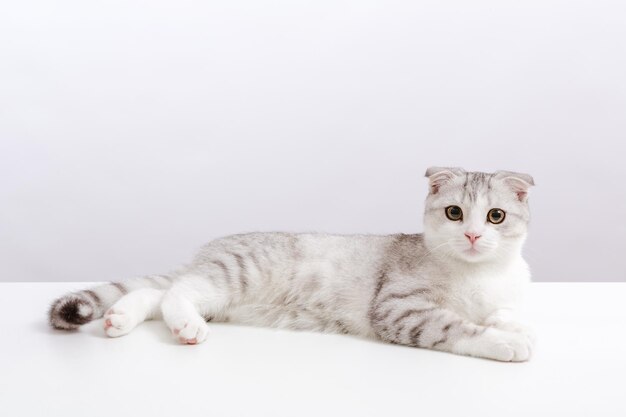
[443,257,530,323]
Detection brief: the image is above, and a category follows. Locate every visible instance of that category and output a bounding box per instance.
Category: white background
[1,0,625,282]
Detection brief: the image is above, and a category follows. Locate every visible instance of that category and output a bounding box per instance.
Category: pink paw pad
[172,323,188,336]
[104,318,112,329]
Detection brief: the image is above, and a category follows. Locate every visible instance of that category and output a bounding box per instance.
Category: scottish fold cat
[49,167,535,361]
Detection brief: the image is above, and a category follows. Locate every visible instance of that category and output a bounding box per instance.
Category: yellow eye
[445,205,463,221]
[487,208,506,224]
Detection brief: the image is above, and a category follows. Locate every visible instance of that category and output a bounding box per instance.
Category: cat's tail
[48,274,173,330]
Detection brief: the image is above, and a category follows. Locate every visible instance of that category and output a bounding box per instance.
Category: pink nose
[464,233,481,244]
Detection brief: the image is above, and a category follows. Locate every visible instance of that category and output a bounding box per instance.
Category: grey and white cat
[49,167,535,361]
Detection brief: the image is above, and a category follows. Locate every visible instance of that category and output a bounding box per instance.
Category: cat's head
[423,167,534,264]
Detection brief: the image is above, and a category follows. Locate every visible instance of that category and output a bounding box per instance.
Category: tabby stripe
[248,251,263,276]
[409,317,431,346]
[443,319,462,333]
[111,282,127,294]
[395,324,405,340]
[335,320,349,334]
[467,326,487,337]
[210,260,232,289]
[379,287,431,304]
[83,290,102,306]
[368,270,391,325]
[462,172,470,201]
[230,252,248,294]
[373,308,393,324]
[431,336,447,348]
[392,308,436,326]
[372,270,389,299]
[410,329,424,346]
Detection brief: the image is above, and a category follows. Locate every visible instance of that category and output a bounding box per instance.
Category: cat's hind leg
[104,288,164,337]
[162,294,208,345]
[161,274,232,345]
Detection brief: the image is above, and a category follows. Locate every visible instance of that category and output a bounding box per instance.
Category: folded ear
[494,170,535,202]
[425,167,465,194]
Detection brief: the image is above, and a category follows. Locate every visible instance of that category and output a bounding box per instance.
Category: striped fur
[49,167,536,361]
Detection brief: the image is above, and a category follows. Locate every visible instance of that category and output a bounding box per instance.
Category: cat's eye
[487,208,506,224]
[445,205,463,221]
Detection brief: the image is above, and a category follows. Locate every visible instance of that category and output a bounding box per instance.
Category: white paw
[487,319,536,345]
[169,315,209,345]
[483,328,533,362]
[103,308,139,338]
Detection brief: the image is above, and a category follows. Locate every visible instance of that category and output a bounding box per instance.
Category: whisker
[414,240,453,268]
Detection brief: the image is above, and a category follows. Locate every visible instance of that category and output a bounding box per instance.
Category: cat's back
[194,231,398,265]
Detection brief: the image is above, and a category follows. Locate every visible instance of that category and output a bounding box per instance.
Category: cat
[49,167,535,361]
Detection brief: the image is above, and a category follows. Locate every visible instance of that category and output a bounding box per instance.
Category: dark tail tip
[49,295,95,330]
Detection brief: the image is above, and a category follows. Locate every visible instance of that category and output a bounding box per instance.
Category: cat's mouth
[464,247,481,256]
[456,246,490,263]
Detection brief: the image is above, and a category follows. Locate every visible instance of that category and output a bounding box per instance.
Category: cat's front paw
[486,318,536,345]
[481,328,533,362]
[169,315,209,345]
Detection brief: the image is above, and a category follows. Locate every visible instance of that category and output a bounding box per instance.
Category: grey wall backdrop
[1,1,625,282]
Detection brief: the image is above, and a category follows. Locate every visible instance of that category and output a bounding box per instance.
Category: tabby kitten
[49,167,535,361]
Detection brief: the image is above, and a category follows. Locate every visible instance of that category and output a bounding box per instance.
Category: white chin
[456,248,490,262]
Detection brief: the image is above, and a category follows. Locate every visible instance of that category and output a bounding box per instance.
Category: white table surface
[0,282,624,417]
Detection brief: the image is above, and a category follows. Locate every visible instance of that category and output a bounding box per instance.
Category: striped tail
[48,274,173,330]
